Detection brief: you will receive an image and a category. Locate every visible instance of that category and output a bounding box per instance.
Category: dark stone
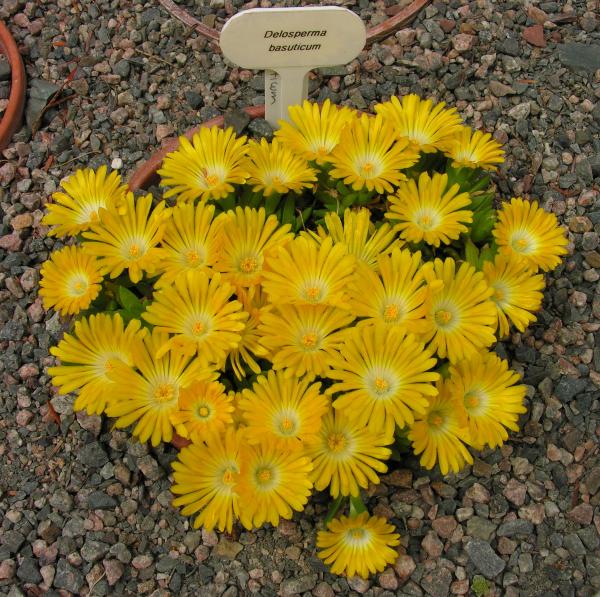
[183,90,203,111]
[554,377,588,402]
[1,530,25,554]
[499,36,521,57]
[280,575,318,595]
[248,118,274,141]
[224,109,251,135]
[420,566,452,597]
[87,490,117,510]
[17,557,42,584]
[0,60,10,81]
[26,79,61,127]
[156,556,178,573]
[113,60,130,78]
[558,43,600,73]
[78,442,109,468]
[54,559,84,593]
[497,519,533,537]
[465,540,506,579]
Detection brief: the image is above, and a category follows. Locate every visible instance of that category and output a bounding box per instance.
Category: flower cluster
[40,96,568,579]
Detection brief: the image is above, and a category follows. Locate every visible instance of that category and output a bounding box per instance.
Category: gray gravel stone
[54,559,84,593]
[466,540,506,579]
[558,43,600,73]
[497,520,534,537]
[87,490,117,509]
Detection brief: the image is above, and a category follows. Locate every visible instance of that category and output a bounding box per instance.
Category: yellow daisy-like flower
[142,271,247,364]
[305,409,392,497]
[244,138,317,196]
[408,381,473,475]
[237,441,313,529]
[239,370,329,450]
[350,248,429,335]
[327,113,420,194]
[171,427,242,532]
[482,254,545,337]
[262,236,356,309]
[39,245,103,316]
[105,330,208,446]
[442,126,505,171]
[43,166,128,238]
[309,208,401,270]
[214,206,293,288]
[227,286,270,380]
[329,324,439,436]
[421,258,497,363]
[375,94,463,153]
[48,314,144,415]
[274,99,356,165]
[386,172,473,247]
[158,126,249,202]
[170,380,233,443]
[258,304,354,379]
[82,192,168,284]
[156,202,222,287]
[493,197,569,272]
[317,513,401,579]
[447,352,527,450]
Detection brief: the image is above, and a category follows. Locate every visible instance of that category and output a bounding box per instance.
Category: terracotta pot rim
[158,0,431,47]
[0,21,27,151]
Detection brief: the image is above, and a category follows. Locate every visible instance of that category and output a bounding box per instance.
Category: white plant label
[220,7,366,128]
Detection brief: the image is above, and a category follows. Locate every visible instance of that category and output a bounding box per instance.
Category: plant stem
[324,494,345,525]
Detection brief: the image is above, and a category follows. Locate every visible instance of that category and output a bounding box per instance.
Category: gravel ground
[1,0,600,595]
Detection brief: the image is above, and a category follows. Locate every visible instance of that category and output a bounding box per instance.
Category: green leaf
[324,495,346,525]
[117,286,140,312]
[464,238,480,268]
[479,242,498,264]
[469,192,496,243]
[349,495,367,517]
[281,196,295,226]
[264,192,281,215]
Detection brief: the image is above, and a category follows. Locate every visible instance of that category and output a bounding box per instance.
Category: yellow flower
[309,208,401,270]
[43,166,128,237]
[244,138,317,196]
[262,236,356,309]
[274,99,356,164]
[386,172,472,247]
[156,202,222,287]
[170,380,234,443]
[258,304,354,379]
[82,192,168,283]
[158,126,249,202]
[482,254,545,337]
[375,94,463,153]
[238,370,329,450]
[48,314,144,415]
[317,513,401,579]
[408,381,473,475]
[39,245,103,316]
[329,324,439,436]
[226,286,270,380]
[327,113,420,194]
[305,409,392,497]
[493,197,569,272]
[442,126,505,170]
[142,271,247,364]
[421,258,497,363]
[171,427,242,532]
[237,440,313,529]
[214,206,293,288]
[447,352,527,449]
[105,330,209,446]
[350,248,429,335]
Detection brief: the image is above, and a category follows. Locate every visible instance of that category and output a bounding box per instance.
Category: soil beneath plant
[1,0,599,596]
